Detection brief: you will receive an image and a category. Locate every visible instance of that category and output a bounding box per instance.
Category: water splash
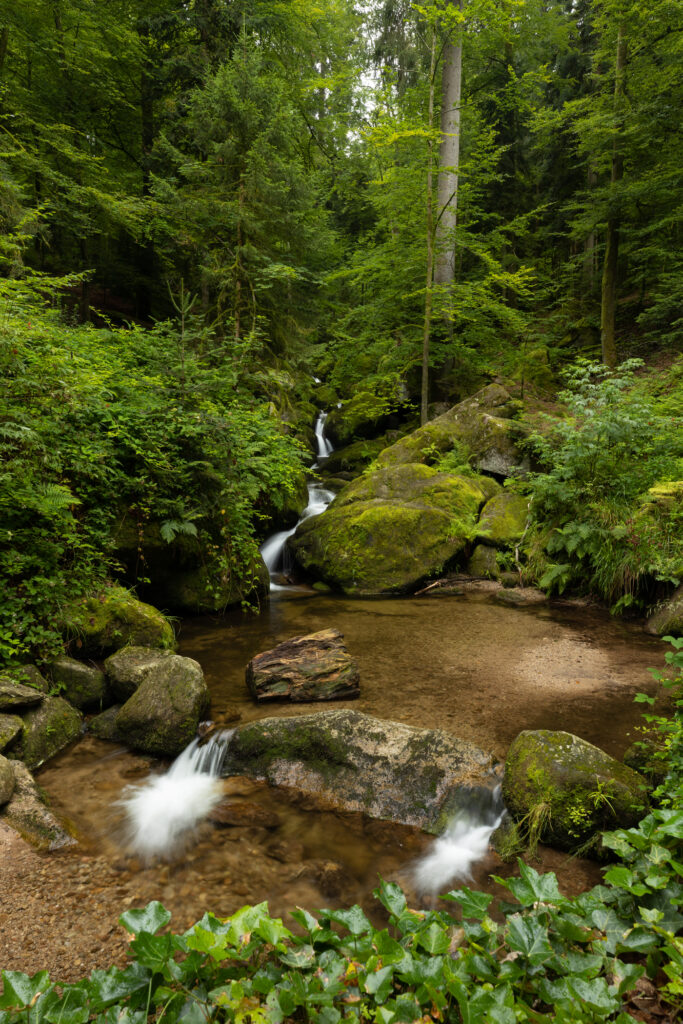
[413,788,504,895]
[314,411,333,460]
[119,732,232,861]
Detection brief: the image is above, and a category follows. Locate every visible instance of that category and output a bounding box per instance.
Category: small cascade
[314,411,334,460]
[260,482,335,587]
[119,731,232,861]
[413,787,505,895]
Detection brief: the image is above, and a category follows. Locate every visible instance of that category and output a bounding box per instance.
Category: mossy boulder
[290,464,489,595]
[0,678,44,710]
[2,665,50,693]
[49,656,108,710]
[60,586,175,657]
[0,761,76,850]
[376,384,527,478]
[322,437,390,476]
[476,491,529,548]
[503,729,648,851]
[104,646,176,702]
[325,392,397,448]
[467,544,499,579]
[0,714,24,752]
[0,754,15,805]
[115,654,210,756]
[9,696,83,771]
[88,705,124,742]
[645,584,683,638]
[226,709,497,832]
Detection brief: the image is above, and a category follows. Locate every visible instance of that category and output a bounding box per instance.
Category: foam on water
[413,788,504,895]
[119,733,231,861]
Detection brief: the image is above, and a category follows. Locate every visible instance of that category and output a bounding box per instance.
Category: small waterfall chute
[314,411,333,460]
[260,482,335,589]
[119,731,232,861]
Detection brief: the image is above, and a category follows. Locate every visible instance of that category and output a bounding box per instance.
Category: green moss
[59,585,175,657]
[476,492,529,548]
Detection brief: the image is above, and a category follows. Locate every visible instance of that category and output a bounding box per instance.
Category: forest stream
[0,588,664,982]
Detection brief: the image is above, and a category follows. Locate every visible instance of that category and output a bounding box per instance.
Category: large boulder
[645,584,683,638]
[466,544,499,579]
[503,730,648,851]
[0,755,15,805]
[115,654,210,756]
[290,464,489,595]
[60,586,175,657]
[475,491,529,548]
[0,678,44,710]
[324,392,400,448]
[104,646,176,702]
[0,761,76,850]
[376,384,527,477]
[246,628,360,703]
[0,715,24,752]
[226,709,498,833]
[49,656,108,710]
[9,696,83,771]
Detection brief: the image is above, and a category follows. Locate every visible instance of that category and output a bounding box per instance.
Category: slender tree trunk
[421,31,438,426]
[600,23,627,368]
[433,0,463,292]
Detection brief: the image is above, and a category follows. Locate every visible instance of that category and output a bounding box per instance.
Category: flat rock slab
[0,679,44,710]
[246,628,360,703]
[226,709,498,833]
[1,761,76,851]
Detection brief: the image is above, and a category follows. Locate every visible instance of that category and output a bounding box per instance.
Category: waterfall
[260,483,335,587]
[314,411,333,460]
[413,787,504,895]
[118,731,232,861]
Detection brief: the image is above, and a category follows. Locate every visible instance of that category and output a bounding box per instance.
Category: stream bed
[0,587,666,981]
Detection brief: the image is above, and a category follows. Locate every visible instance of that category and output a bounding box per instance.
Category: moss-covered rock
[49,656,108,710]
[476,491,529,548]
[645,584,683,638]
[290,465,488,595]
[2,665,50,693]
[227,709,497,832]
[494,588,547,608]
[376,384,527,477]
[60,586,175,657]
[503,729,648,851]
[0,754,15,805]
[467,544,499,579]
[88,705,124,742]
[115,654,210,756]
[0,761,76,850]
[0,714,24,752]
[322,436,389,476]
[10,696,83,771]
[0,678,45,710]
[104,646,176,702]
[325,392,398,448]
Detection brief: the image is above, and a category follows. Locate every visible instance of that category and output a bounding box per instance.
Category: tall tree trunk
[433,0,463,293]
[600,23,627,368]
[421,31,438,426]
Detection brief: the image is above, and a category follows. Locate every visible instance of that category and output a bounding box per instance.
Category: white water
[260,483,335,585]
[119,733,231,861]
[413,789,504,895]
[314,411,333,460]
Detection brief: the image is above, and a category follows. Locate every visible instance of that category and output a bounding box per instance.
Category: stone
[325,392,399,448]
[246,628,360,703]
[0,678,45,710]
[226,709,498,833]
[298,859,352,898]
[3,665,50,693]
[0,754,15,805]
[88,705,124,742]
[503,729,648,851]
[0,714,24,752]
[376,384,528,477]
[59,586,175,657]
[290,465,489,595]
[467,544,499,579]
[10,696,83,771]
[494,588,547,608]
[49,656,108,710]
[104,646,176,702]
[0,761,76,851]
[476,491,529,548]
[323,436,391,476]
[645,584,683,638]
[115,654,210,757]
[208,800,280,829]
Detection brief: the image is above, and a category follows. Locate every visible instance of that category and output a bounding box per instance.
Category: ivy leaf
[326,906,372,936]
[505,914,553,965]
[0,971,52,1009]
[444,887,493,919]
[374,880,407,919]
[119,902,172,937]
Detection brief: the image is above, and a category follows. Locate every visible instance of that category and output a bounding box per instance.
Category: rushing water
[260,484,335,585]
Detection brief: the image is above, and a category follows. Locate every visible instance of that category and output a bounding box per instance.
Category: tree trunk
[421,30,438,427]
[433,1,463,292]
[600,23,627,368]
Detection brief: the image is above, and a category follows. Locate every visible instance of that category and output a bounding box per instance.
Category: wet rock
[246,628,360,703]
[375,384,527,477]
[267,838,306,863]
[88,705,124,742]
[208,800,280,829]
[500,571,522,588]
[503,729,648,851]
[291,465,489,595]
[0,761,76,851]
[3,665,51,693]
[59,586,175,657]
[49,656,108,710]
[645,584,683,638]
[0,714,24,752]
[0,679,45,710]
[466,545,499,579]
[115,654,210,757]
[9,696,83,770]
[0,755,15,804]
[227,709,497,833]
[494,587,547,608]
[104,646,176,702]
[476,491,529,548]
[298,859,352,898]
